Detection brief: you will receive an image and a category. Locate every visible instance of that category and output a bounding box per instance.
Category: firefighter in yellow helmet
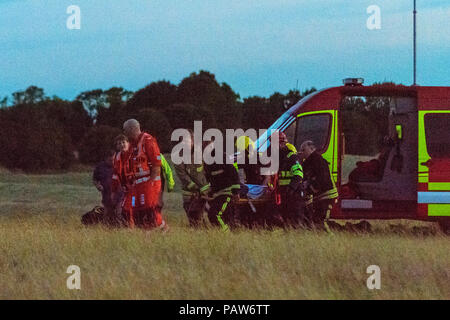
[235,136,264,185]
[234,135,266,228]
[274,132,305,228]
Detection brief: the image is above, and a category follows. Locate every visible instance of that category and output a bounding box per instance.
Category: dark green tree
[97,87,133,127]
[79,125,122,164]
[126,81,177,112]
[137,109,173,153]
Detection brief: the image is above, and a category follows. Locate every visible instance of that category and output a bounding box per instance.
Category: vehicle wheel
[438,220,450,235]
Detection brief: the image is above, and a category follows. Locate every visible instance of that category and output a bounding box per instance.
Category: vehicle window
[295,114,331,151]
[255,113,295,152]
[425,113,450,158]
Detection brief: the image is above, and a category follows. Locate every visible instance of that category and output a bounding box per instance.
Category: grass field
[0,169,449,300]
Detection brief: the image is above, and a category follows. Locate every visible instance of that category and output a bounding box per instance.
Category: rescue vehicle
[255,78,450,233]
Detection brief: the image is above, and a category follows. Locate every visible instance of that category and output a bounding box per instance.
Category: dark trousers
[133,208,162,229]
[207,195,235,231]
[158,177,165,209]
[305,198,337,232]
[237,202,257,229]
[238,201,284,229]
[277,190,304,228]
[183,197,207,227]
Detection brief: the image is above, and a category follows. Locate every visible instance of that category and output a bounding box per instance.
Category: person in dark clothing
[275,132,304,228]
[174,130,211,227]
[82,149,119,226]
[299,140,338,232]
[93,149,116,214]
[203,142,240,232]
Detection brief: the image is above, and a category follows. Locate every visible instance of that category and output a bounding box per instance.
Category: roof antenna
[413,0,417,85]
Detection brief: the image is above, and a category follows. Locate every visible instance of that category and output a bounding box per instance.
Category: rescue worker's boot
[311,199,335,233]
[183,197,207,228]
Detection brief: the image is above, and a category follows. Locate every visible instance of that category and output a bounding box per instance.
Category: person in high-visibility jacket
[174,130,210,227]
[160,155,175,192]
[123,119,167,230]
[204,141,240,232]
[111,134,134,227]
[275,132,304,227]
[158,154,175,213]
[299,140,338,232]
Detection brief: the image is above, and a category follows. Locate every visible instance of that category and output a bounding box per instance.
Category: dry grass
[0,171,449,300]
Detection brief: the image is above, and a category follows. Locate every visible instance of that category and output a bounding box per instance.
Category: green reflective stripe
[279,179,291,186]
[161,154,176,190]
[215,191,233,197]
[323,221,332,233]
[428,183,450,191]
[196,165,204,172]
[326,204,332,219]
[305,195,313,205]
[428,204,450,217]
[186,181,196,190]
[214,187,233,197]
[287,151,296,158]
[217,197,231,231]
[291,164,303,178]
[200,183,211,192]
[418,111,430,174]
[231,184,240,190]
[317,188,338,200]
[322,204,333,233]
[395,124,403,140]
[233,162,239,172]
[280,171,293,178]
[292,171,303,178]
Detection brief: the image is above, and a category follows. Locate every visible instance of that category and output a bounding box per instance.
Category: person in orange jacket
[123,119,167,231]
[111,134,134,227]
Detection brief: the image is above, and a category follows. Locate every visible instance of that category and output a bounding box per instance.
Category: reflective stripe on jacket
[278,149,303,189]
[302,151,338,201]
[160,154,175,191]
[174,162,210,199]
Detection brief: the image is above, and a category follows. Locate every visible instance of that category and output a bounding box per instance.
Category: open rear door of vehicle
[417,111,450,219]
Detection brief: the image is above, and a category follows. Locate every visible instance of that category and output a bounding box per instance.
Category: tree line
[0,71,315,172]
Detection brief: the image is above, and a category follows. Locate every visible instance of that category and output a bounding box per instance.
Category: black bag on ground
[81,206,105,225]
